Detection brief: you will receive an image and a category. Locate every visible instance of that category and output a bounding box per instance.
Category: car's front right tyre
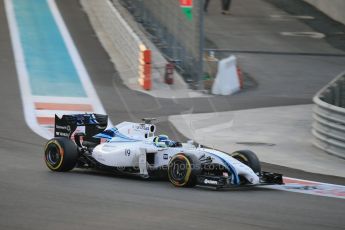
[44,137,79,172]
[230,150,261,174]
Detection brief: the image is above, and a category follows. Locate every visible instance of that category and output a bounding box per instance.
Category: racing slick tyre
[44,137,79,172]
[230,150,261,174]
[168,153,201,187]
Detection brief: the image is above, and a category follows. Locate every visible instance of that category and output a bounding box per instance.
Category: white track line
[5,0,51,139]
[32,96,93,104]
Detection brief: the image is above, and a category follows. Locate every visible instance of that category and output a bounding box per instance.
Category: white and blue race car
[44,114,283,188]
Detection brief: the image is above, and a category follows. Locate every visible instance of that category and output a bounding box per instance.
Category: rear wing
[54,113,108,144]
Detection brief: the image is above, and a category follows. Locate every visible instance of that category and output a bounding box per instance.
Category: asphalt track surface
[0,0,344,229]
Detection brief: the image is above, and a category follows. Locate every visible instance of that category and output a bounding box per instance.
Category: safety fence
[117,0,204,88]
[312,72,345,158]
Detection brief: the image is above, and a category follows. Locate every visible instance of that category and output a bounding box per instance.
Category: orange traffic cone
[138,46,152,90]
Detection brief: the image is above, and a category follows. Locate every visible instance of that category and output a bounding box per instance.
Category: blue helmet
[154,135,169,147]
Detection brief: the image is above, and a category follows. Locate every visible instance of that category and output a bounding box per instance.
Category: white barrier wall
[212,55,241,96]
[81,0,142,84]
[304,0,345,25]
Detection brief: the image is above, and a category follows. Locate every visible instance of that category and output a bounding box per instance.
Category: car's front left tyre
[168,153,201,187]
[44,137,79,172]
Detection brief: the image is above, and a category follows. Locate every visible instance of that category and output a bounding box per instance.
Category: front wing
[197,171,284,189]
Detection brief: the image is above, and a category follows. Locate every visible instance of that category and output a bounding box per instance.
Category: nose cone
[246,172,260,184]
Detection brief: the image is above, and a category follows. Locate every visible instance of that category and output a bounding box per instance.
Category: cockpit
[153,135,181,148]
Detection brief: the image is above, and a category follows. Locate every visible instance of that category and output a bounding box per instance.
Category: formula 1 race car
[44,114,283,189]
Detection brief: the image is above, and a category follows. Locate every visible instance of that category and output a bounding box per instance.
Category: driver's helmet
[153,135,170,148]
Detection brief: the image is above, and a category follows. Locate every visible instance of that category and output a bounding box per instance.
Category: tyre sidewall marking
[168,154,192,187]
[45,140,64,170]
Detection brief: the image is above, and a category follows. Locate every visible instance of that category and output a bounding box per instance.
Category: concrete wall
[304,0,345,25]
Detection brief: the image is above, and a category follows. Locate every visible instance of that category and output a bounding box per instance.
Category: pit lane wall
[80,0,172,91]
[304,0,345,25]
[312,72,345,159]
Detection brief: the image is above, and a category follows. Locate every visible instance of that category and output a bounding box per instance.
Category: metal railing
[116,0,204,88]
[312,71,345,159]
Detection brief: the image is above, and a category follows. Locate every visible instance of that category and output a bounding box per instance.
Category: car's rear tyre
[230,150,261,174]
[44,137,79,172]
[168,153,201,187]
